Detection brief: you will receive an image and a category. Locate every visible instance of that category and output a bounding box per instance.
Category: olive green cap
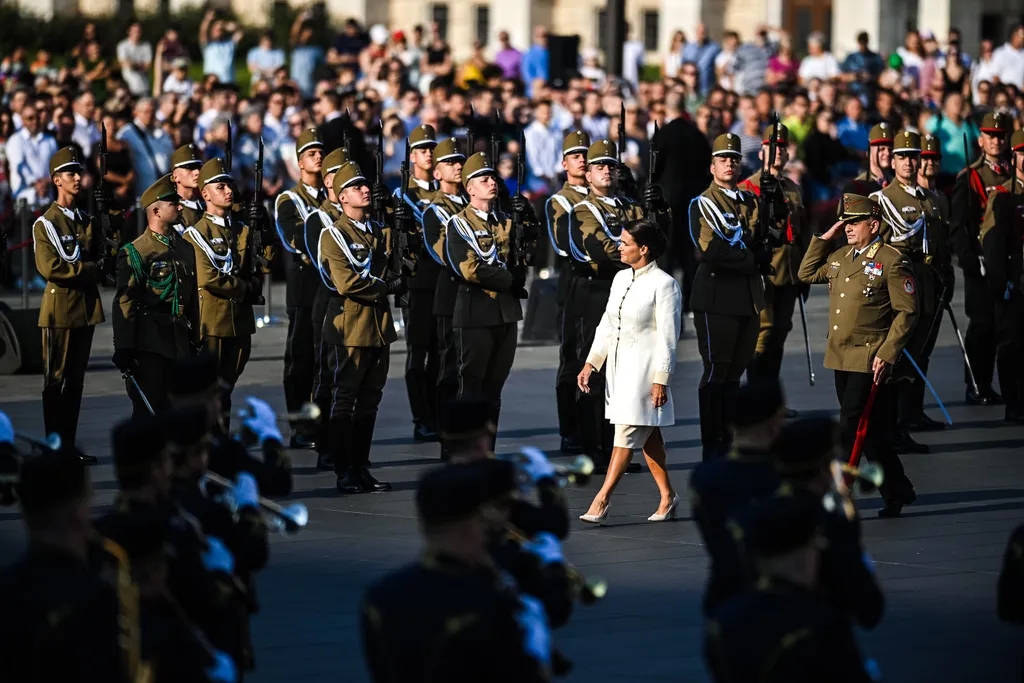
[49,147,83,176]
[409,124,437,149]
[295,126,324,155]
[1012,129,1024,152]
[562,130,591,157]
[141,174,180,209]
[332,161,367,196]
[171,143,203,169]
[462,152,495,185]
[981,111,1012,134]
[761,123,789,145]
[893,130,921,155]
[198,158,233,188]
[435,137,465,163]
[322,148,349,178]
[921,134,942,157]
[868,122,893,146]
[587,139,618,165]
[839,193,881,221]
[711,133,742,158]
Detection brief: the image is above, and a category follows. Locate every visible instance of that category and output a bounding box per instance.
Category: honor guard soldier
[979,128,1024,423]
[951,111,1012,405]
[361,460,553,683]
[705,494,876,683]
[112,175,200,417]
[185,158,275,423]
[319,162,402,494]
[689,133,768,462]
[423,137,468,460]
[871,130,946,452]
[397,124,442,442]
[739,124,808,383]
[446,152,529,445]
[798,194,917,517]
[274,127,325,448]
[546,130,590,455]
[35,147,108,463]
[844,122,894,198]
[170,143,205,233]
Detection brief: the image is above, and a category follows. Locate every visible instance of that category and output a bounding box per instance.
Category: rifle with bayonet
[241,137,267,306]
[389,138,415,308]
[508,128,527,267]
[646,122,659,213]
[95,121,120,284]
[225,121,233,173]
[756,111,785,275]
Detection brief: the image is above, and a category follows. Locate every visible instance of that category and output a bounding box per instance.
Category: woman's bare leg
[582,446,633,517]
[643,428,676,515]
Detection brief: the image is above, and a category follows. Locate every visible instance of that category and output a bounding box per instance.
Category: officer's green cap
[416,459,517,526]
[748,493,823,559]
[921,134,942,157]
[296,126,324,155]
[562,130,591,157]
[140,174,181,209]
[774,416,839,476]
[711,133,742,158]
[1011,129,1024,152]
[893,130,921,155]
[16,450,87,516]
[171,143,203,169]
[49,147,83,176]
[462,152,495,185]
[409,124,437,149]
[761,123,789,145]
[868,122,893,146]
[587,139,618,165]
[439,395,495,442]
[198,158,233,188]
[981,111,1012,134]
[435,137,465,164]
[332,161,367,196]
[322,148,349,178]
[839,193,881,221]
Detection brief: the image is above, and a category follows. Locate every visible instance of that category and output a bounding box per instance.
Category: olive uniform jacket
[688,184,766,316]
[739,171,808,287]
[445,204,523,329]
[305,199,345,294]
[423,190,468,317]
[567,193,641,279]
[183,213,270,339]
[319,212,397,348]
[33,202,104,329]
[799,237,918,373]
[545,182,590,260]
[275,182,324,307]
[112,229,200,359]
[172,198,206,235]
[980,177,1024,298]
[395,177,440,291]
[950,158,1010,278]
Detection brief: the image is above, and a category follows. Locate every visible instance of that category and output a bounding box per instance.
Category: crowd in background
[3,11,1024,290]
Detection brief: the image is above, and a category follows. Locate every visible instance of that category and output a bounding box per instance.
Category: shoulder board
[866,242,882,258]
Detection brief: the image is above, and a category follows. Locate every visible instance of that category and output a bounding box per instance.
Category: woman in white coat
[577,219,682,523]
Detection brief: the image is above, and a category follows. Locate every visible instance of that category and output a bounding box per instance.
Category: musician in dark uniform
[950,111,1011,405]
[360,459,553,683]
[843,122,894,197]
[689,133,768,461]
[170,143,205,234]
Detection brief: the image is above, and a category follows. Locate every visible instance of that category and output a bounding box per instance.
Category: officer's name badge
[723,213,736,219]
[474,230,490,237]
[60,234,75,242]
[351,243,367,251]
[901,206,917,214]
[830,261,841,268]
[211,237,225,245]
[864,263,883,277]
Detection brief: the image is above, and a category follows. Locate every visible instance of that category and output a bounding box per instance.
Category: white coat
[586,260,682,427]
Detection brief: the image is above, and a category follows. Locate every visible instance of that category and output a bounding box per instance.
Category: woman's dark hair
[625,218,667,261]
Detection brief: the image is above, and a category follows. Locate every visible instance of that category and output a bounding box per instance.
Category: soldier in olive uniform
[446,152,530,444]
[688,133,768,462]
[423,137,468,460]
[739,124,808,383]
[979,129,1024,423]
[951,111,1012,405]
[169,143,205,234]
[112,175,200,417]
[274,128,325,448]
[395,124,441,442]
[318,162,404,494]
[34,147,108,463]
[798,194,918,517]
[184,158,274,422]
[844,122,894,198]
[546,130,590,455]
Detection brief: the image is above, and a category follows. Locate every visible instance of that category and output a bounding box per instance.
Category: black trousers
[311,287,333,452]
[694,311,759,386]
[203,336,252,423]
[995,292,1024,413]
[403,288,439,427]
[436,315,459,430]
[554,273,580,440]
[283,305,315,431]
[834,371,914,503]
[897,274,944,423]
[126,351,176,418]
[326,345,390,472]
[964,274,997,392]
[455,323,518,408]
[748,283,799,381]
[41,326,94,446]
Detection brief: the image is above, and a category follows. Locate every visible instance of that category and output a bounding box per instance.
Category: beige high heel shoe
[648,494,679,522]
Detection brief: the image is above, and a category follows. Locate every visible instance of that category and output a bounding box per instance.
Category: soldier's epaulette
[866,242,882,259]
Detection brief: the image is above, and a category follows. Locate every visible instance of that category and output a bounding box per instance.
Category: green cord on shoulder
[123,243,180,316]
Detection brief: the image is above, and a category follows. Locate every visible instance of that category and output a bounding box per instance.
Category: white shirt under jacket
[586,260,682,427]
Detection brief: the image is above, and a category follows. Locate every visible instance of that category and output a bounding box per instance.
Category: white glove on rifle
[201,536,234,574]
[519,446,556,483]
[232,472,260,510]
[242,397,282,445]
[522,531,564,566]
[205,649,238,683]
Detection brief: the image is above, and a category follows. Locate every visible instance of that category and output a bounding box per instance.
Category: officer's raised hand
[818,219,846,240]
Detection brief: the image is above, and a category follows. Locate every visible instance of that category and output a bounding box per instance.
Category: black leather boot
[331,415,361,493]
[353,414,390,492]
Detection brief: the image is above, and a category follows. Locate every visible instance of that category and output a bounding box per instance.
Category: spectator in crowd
[71,22,98,60]
[98,110,135,208]
[195,83,238,148]
[395,88,422,133]
[5,103,57,209]
[681,23,720,96]
[361,25,391,82]
[200,10,243,84]
[333,18,368,71]
[804,108,851,203]
[6,89,27,130]
[153,26,187,94]
[841,31,885,98]
[971,41,999,102]
[30,51,58,81]
[71,90,100,159]
[993,24,1024,89]
[1,48,31,86]
[622,22,645,92]
[798,32,839,86]
[898,30,926,84]
[664,30,686,80]
[117,97,173,197]
[495,30,522,81]
[925,90,980,179]
[679,62,704,112]
[160,58,194,99]
[290,12,326,99]
[936,42,971,100]
[919,30,943,100]
[836,94,869,160]
[522,26,549,97]
[579,48,606,84]
[581,90,608,141]
[248,31,286,87]
[523,99,561,191]
[736,101,762,175]
[767,35,799,88]
[419,22,453,93]
[782,90,813,155]
[733,28,772,96]
[74,41,110,101]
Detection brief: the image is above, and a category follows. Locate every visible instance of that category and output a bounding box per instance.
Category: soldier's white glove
[242,397,282,445]
[522,531,564,566]
[519,446,556,483]
[205,649,238,683]
[201,536,235,574]
[232,472,259,510]
[515,594,552,668]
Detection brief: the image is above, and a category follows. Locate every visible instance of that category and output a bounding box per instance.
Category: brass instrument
[234,401,322,425]
[505,523,607,605]
[824,461,885,520]
[199,471,309,535]
[500,452,596,488]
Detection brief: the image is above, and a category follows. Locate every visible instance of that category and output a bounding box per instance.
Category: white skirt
[613,424,657,450]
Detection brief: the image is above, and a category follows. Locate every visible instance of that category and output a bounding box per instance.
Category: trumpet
[13,431,62,453]
[235,402,322,425]
[505,523,607,605]
[200,471,310,535]
[501,452,596,488]
[824,461,885,519]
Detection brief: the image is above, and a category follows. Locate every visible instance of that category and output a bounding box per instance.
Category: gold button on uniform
[833,325,839,330]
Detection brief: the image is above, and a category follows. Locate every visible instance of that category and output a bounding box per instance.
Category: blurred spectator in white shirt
[117,98,173,197]
[116,22,153,97]
[992,24,1024,89]
[6,104,57,209]
[71,91,100,159]
[798,32,840,85]
[524,100,561,191]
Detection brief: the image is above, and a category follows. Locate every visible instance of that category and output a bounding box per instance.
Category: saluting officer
[798,194,917,517]
[396,124,441,442]
[184,158,274,422]
[446,152,529,445]
[169,143,205,234]
[844,122,894,197]
[112,174,200,417]
[546,130,590,456]
[979,128,1024,423]
[275,127,325,448]
[688,133,768,462]
[951,111,1012,405]
[35,147,108,463]
[739,124,808,383]
[423,137,468,460]
[319,161,403,494]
